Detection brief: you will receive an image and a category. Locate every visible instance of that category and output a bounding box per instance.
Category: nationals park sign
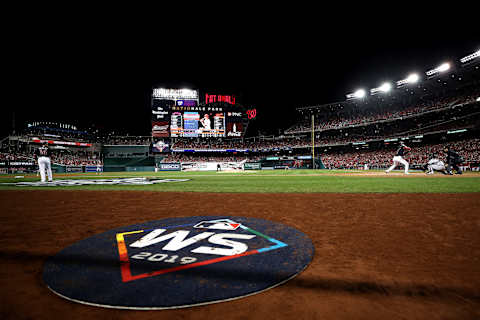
[43,216,314,309]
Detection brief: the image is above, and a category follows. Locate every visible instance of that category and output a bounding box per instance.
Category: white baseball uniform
[426,158,445,174]
[36,146,53,182]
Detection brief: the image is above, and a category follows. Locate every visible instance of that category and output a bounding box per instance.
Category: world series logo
[116,218,287,282]
[43,216,314,309]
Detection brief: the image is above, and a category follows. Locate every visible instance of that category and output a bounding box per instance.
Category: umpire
[444,145,464,175]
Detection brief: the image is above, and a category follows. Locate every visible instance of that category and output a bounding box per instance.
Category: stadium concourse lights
[346,89,366,100]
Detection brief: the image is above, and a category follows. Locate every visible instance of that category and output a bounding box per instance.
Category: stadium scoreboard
[151,88,244,138]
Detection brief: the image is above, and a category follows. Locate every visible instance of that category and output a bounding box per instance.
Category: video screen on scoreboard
[170,111,225,137]
[151,96,244,138]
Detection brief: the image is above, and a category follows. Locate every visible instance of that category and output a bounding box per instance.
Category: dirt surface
[1,191,479,320]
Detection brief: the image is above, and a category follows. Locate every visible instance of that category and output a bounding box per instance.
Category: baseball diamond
[1,29,480,320]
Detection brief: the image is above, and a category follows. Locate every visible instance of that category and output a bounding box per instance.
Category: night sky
[4,10,478,137]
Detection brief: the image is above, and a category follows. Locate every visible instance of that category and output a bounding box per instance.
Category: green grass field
[1,170,479,193]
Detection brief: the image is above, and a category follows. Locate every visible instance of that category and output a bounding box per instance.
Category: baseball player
[424,154,447,175]
[96,160,102,175]
[34,143,53,182]
[385,142,411,174]
[444,146,464,175]
[199,114,211,131]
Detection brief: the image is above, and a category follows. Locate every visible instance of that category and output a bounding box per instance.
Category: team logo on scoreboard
[43,216,314,309]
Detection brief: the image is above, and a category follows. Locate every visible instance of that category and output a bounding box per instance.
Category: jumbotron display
[151,88,244,138]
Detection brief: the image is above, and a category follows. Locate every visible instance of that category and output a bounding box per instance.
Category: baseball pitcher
[34,143,53,182]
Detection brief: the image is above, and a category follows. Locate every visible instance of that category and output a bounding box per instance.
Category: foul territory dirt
[1,191,479,320]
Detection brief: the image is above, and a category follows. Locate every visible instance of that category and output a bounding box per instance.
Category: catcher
[424,153,447,175]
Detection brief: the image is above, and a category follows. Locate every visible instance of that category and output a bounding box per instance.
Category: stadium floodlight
[370,82,392,95]
[397,73,420,87]
[460,49,480,63]
[346,89,366,99]
[477,97,480,102]
[426,62,450,76]
[379,82,392,92]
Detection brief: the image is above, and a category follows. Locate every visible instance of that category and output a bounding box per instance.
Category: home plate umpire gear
[444,146,464,175]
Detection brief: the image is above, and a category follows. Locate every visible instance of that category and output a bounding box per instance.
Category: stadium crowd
[160,153,260,163]
[286,91,479,134]
[321,138,480,170]
[0,150,101,166]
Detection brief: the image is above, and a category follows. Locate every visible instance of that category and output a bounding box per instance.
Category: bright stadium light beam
[346,89,366,99]
[355,89,366,98]
[406,73,419,83]
[379,82,392,92]
[396,73,420,87]
[370,82,392,95]
[426,62,451,76]
[437,63,450,72]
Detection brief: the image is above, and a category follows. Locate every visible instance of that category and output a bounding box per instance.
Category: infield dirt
[1,191,479,319]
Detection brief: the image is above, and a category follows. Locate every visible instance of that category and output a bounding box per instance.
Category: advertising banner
[85,166,103,173]
[5,161,36,167]
[181,162,244,171]
[159,163,181,171]
[244,162,261,170]
[152,122,169,138]
[66,166,83,173]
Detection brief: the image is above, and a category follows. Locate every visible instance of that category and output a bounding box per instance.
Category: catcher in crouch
[424,153,447,175]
